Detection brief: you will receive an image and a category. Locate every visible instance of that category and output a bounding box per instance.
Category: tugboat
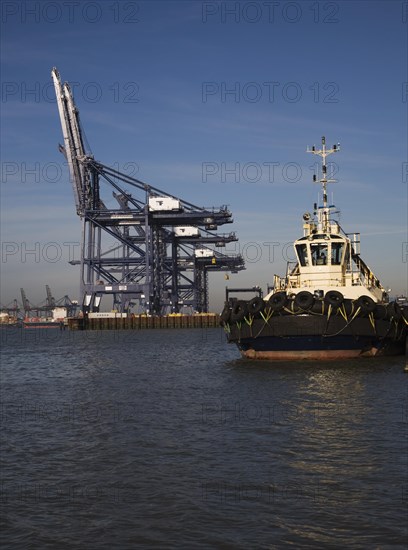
[221,137,408,360]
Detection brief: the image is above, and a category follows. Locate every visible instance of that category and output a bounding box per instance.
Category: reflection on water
[1,328,407,548]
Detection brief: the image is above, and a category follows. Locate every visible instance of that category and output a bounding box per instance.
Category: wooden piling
[67,314,220,331]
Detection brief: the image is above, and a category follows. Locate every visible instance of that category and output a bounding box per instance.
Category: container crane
[52,68,245,314]
[45,285,56,310]
[20,288,31,314]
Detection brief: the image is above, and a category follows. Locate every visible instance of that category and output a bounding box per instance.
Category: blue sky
[1,0,407,310]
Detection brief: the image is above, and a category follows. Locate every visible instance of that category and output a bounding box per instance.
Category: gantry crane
[0,299,20,317]
[52,68,245,314]
[45,285,56,309]
[20,288,31,314]
[56,295,79,317]
[19,285,75,317]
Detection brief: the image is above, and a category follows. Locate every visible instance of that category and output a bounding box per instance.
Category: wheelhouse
[294,234,349,268]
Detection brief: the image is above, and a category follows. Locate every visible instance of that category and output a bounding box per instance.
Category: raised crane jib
[45,284,56,308]
[51,67,92,216]
[20,288,30,312]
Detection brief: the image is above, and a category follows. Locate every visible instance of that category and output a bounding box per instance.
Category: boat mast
[307,136,340,232]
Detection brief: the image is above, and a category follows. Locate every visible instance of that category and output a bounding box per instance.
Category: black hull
[226,314,407,360]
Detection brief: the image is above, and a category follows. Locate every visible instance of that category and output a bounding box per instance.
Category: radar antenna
[307,136,340,209]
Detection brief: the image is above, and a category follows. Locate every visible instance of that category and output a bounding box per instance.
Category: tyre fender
[294,291,314,311]
[324,290,344,308]
[355,295,376,315]
[267,292,287,312]
[387,301,402,320]
[220,303,231,324]
[230,300,248,323]
[247,296,265,316]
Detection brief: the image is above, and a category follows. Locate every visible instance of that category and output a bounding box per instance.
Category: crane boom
[20,288,30,312]
[45,285,56,308]
[51,67,91,215]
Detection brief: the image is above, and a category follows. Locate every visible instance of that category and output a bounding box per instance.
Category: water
[1,327,407,549]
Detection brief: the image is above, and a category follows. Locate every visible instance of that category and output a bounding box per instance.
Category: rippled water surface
[1,327,407,549]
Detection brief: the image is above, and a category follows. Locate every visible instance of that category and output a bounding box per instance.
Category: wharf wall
[67,314,220,330]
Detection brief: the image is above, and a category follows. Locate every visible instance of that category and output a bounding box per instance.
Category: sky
[1,0,407,311]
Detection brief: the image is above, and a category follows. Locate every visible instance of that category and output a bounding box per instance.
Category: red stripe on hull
[23,324,60,329]
[242,348,379,361]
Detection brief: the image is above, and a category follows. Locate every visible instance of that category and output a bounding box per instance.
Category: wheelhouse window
[295,244,308,266]
[331,242,344,265]
[311,243,328,265]
[343,244,350,269]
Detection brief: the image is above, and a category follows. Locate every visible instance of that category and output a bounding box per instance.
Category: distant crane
[56,295,79,317]
[0,299,20,317]
[45,285,56,309]
[19,285,68,317]
[20,288,31,313]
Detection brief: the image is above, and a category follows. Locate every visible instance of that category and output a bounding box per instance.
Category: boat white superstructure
[267,137,384,303]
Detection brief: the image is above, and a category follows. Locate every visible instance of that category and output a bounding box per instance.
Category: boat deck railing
[275,274,367,292]
[286,277,344,290]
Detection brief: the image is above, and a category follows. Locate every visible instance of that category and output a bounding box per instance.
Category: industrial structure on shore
[51,68,244,315]
[0,286,78,327]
